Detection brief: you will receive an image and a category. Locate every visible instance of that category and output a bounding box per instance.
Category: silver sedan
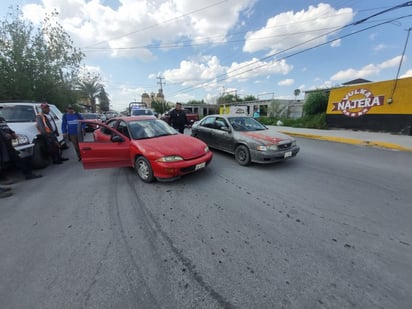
[191,114,300,165]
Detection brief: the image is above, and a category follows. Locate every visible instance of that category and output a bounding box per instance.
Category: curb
[279,131,412,152]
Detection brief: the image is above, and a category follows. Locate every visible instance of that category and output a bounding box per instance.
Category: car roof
[204,114,251,118]
[111,116,156,121]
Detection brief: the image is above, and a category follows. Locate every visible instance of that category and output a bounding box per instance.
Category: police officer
[168,102,189,134]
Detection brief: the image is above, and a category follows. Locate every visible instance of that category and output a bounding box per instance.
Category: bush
[259,113,327,129]
[303,91,328,116]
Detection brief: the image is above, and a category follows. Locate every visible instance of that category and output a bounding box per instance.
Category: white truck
[0,101,66,169]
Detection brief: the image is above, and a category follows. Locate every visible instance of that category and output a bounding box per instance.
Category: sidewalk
[270,126,412,152]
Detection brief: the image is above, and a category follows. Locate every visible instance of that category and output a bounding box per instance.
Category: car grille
[278,142,292,150]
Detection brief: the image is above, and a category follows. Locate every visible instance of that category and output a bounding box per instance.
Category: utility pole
[156,75,166,113]
[157,76,165,92]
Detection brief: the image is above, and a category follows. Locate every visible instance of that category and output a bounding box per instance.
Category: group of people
[1,103,83,198]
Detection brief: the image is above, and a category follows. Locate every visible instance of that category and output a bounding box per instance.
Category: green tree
[76,74,104,113]
[243,95,257,101]
[186,99,205,105]
[151,100,169,115]
[97,88,110,112]
[303,90,328,116]
[293,89,301,100]
[217,93,241,104]
[0,7,84,108]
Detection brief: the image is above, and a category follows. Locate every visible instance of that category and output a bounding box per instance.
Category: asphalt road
[0,137,411,308]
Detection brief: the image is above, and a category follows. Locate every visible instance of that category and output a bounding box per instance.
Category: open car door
[78,120,132,169]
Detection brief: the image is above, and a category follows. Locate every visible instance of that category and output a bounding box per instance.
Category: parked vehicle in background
[79,116,213,182]
[80,113,101,132]
[191,114,300,166]
[161,107,199,125]
[0,101,66,168]
[130,108,156,117]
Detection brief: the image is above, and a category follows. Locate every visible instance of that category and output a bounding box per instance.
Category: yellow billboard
[327,77,412,116]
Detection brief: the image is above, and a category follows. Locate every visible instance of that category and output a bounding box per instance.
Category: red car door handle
[82,147,92,151]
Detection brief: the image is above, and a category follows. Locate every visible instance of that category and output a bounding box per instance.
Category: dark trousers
[1,141,32,176]
[174,126,185,134]
[43,133,62,162]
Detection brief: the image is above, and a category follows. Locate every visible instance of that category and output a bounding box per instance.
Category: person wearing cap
[62,104,84,161]
[36,103,69,164]
[168,102,189,134]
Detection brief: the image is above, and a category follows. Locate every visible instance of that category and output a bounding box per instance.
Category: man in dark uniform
[168,102,189,134]
[0,116,42,184]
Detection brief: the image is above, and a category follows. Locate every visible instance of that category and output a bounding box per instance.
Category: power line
[81,0,228,49]
[170,14,412,96]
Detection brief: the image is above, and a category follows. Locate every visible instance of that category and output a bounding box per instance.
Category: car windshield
[128,119,177,139]
[228,116,266,131]
[0,105,36,122]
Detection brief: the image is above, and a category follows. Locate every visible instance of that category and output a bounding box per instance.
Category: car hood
[7,122,38,142]
[133,134,208,160]
[239,129,294,145]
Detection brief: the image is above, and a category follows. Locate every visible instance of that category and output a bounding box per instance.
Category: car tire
[135,156,154,183]
[31,140,51,169]
[235,145,251,166]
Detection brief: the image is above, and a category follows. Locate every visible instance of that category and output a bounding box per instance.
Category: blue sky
[1,1,411,112]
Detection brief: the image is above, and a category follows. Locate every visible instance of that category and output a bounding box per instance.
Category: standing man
[62,104,83,161]
[36,102,68,164]
[168,102,189,134]
[253,106,260,119]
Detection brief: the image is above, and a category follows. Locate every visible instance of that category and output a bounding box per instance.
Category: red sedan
[78,116,213,182]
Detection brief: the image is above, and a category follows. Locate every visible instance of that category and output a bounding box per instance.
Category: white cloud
[21,0,255,60]
[330,56,403,81]
[400,69,412,78]
[330,39,341,47]
[243,3,353,54]
[374,44,386,52]
[163,56,293,89]
[278,78,294,86]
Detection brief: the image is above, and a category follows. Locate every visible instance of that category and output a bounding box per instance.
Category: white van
[0,101,65,169]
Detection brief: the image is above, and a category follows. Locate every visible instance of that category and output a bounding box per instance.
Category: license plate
[284,151,292,158]
[195,162,206,170]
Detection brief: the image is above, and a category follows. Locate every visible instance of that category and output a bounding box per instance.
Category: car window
[117,121,130,138]
[129,119,176,139]
[48,105,62,120]
[0,105,36,122]
[200,117,216,129]
[229,117,266,131]
[215,117,229,130]
[99,119,116,135]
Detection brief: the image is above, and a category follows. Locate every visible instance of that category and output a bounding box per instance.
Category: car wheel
[135,156,154,183]
[235,145,251,166]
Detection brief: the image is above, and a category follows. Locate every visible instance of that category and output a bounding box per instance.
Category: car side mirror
[111,135,124,142]
[221,126,231,133]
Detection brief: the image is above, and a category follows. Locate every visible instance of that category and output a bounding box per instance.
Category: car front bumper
[153,152,213,180]
[250,145,300,164]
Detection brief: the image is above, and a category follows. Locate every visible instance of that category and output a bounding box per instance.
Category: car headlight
[156,156,184,162]
[12,134,30,147]
[257,145,277,151]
